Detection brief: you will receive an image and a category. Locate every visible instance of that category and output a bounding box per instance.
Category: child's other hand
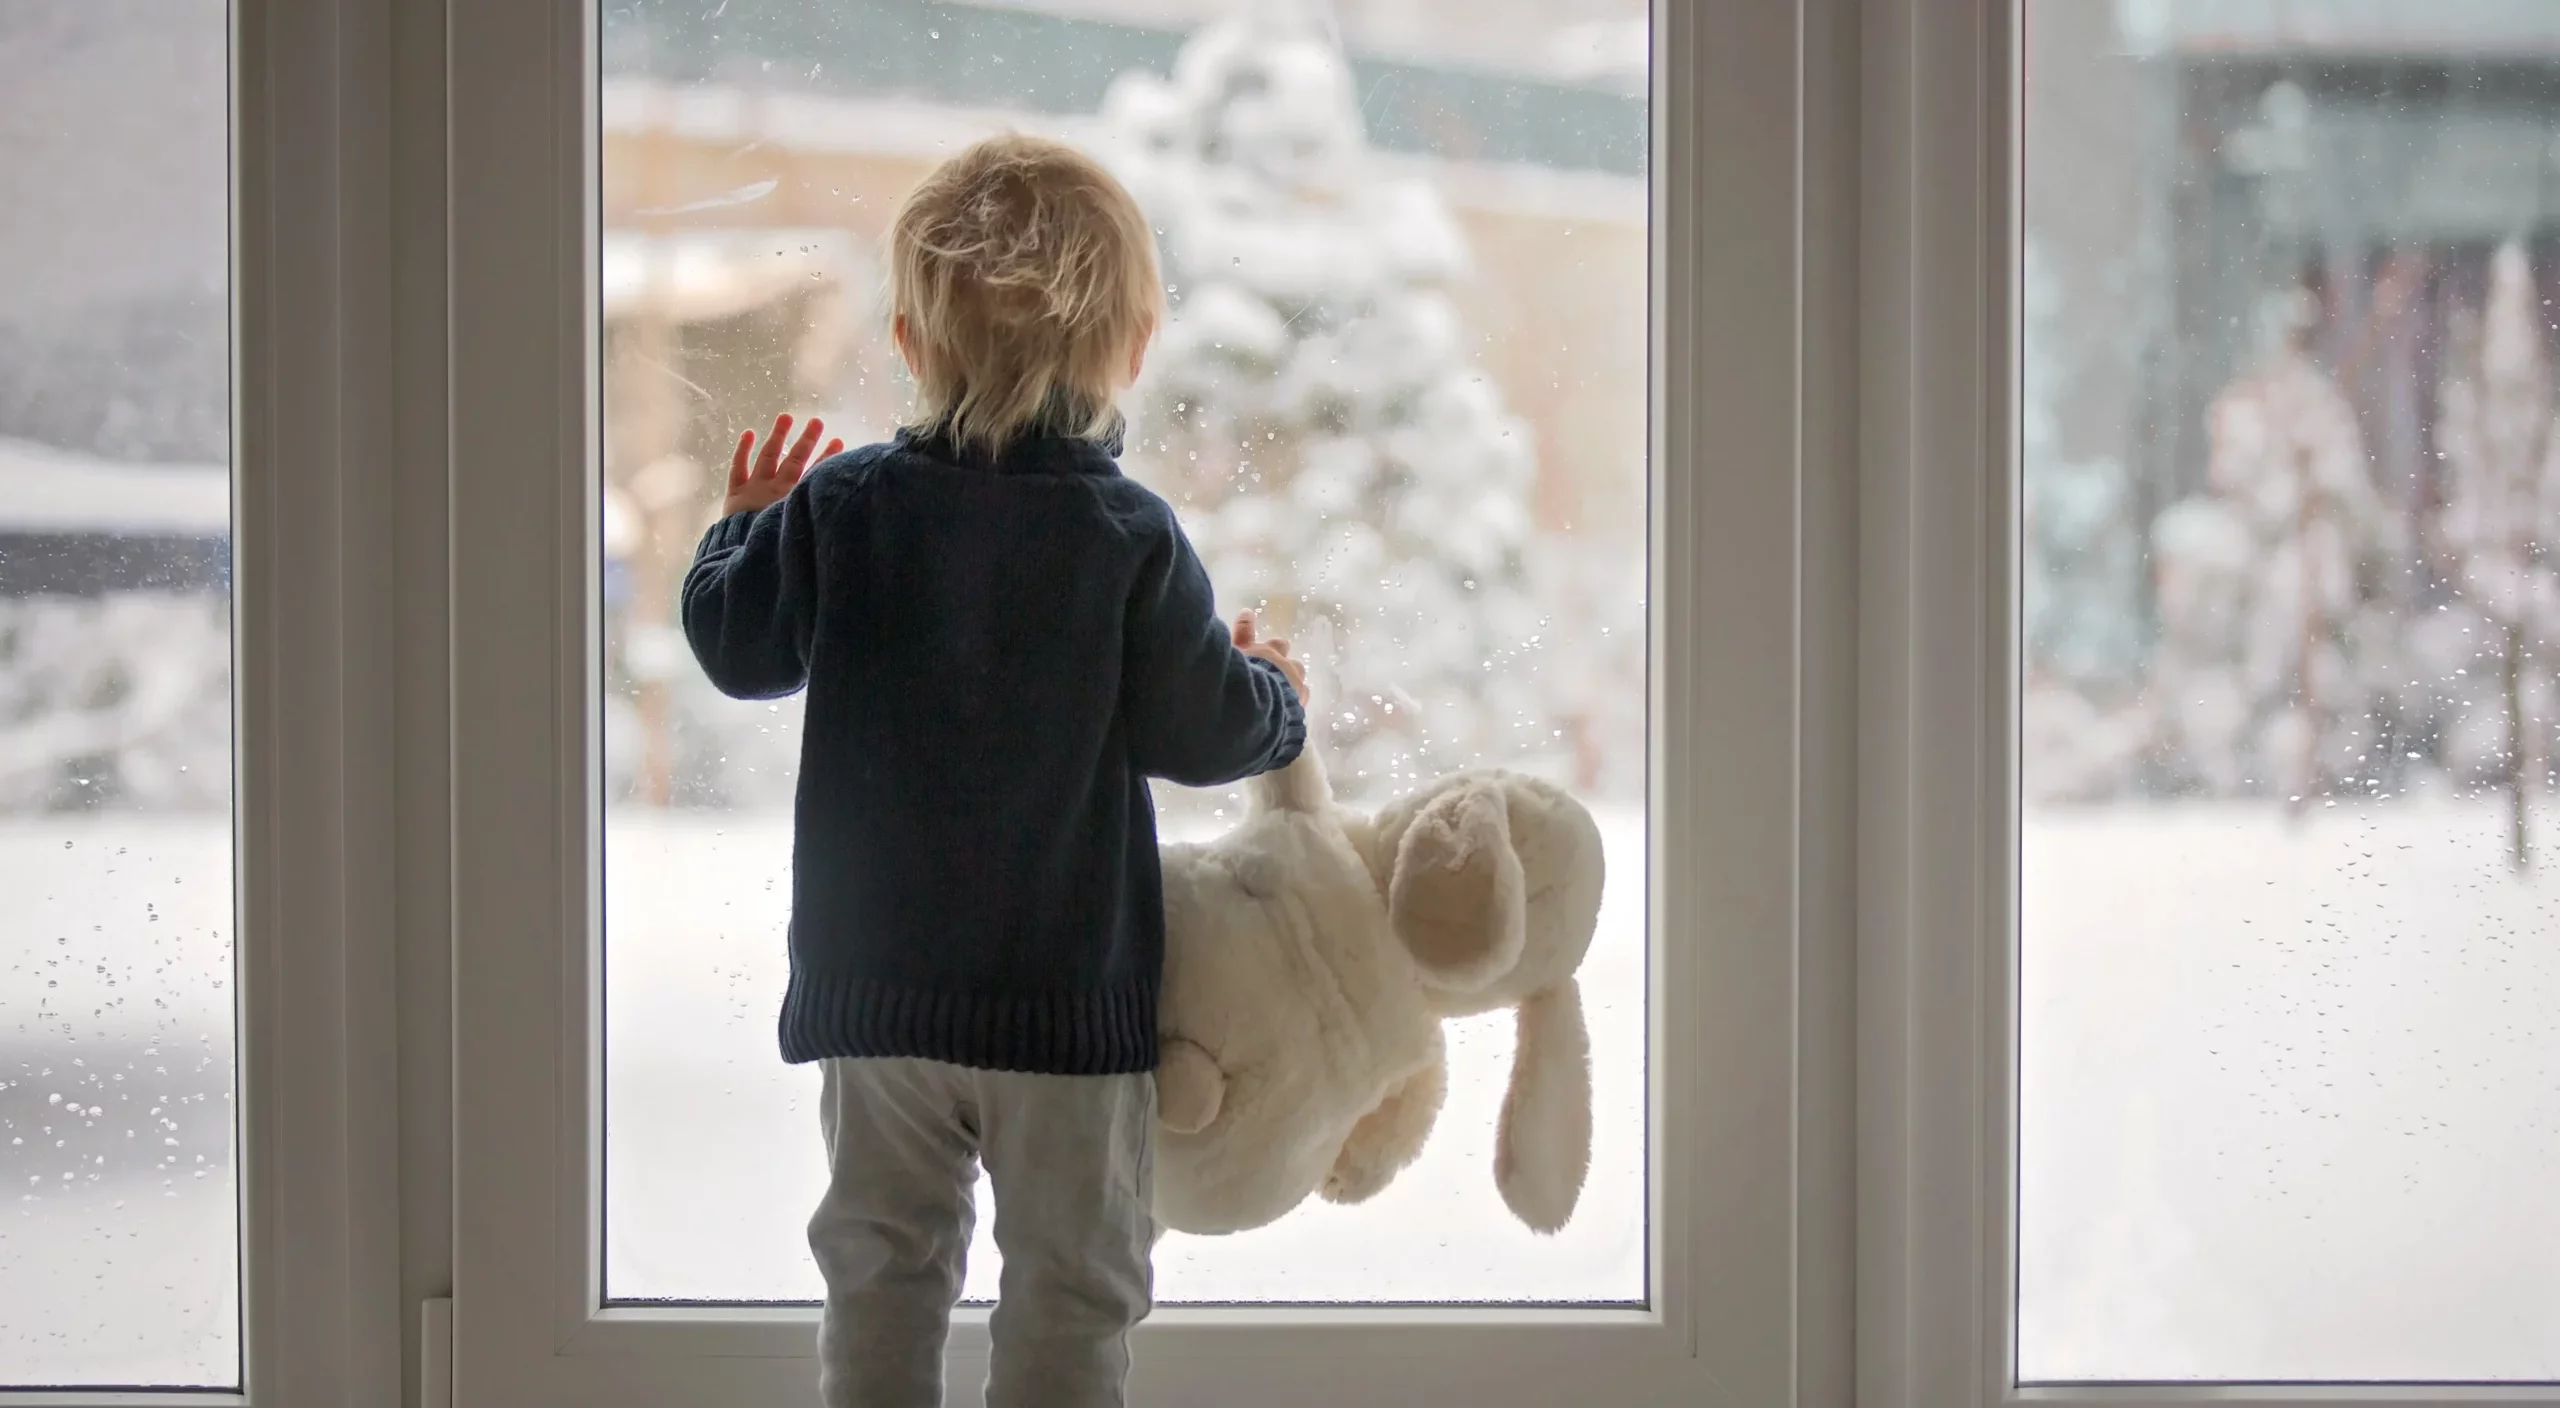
[724,413,843,519]
[1232,610,1309,705]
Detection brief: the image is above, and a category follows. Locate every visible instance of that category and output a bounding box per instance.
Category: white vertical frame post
[1854,4,2560,1406]
[1,0,426,1406]
[1856,0,2011,1403]
[237,0,409,1403]
[448,0,1842,1403]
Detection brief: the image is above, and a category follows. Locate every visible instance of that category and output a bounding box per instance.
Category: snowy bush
[1098,12,1570,799]
[0,592,230,812]
[0,293,228,465]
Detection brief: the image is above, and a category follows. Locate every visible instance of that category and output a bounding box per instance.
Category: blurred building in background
[2026,0,2560,824]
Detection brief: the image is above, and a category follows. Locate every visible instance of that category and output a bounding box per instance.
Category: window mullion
[231,0,409,1403]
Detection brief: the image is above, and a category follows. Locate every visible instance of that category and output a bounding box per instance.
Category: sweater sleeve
[680,484,821,701]
[1122,516,1307,788]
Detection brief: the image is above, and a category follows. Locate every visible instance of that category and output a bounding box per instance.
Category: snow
[0,594,233,813]
[8,800,2560,1380]
[0,436,225,535]
[0,817,237,1389]
[602,803,1649,1306]
[0,1179,236,1389]
[1543,19,1648,88]
[2020,799,2560,1381]
[602,80,1016,163]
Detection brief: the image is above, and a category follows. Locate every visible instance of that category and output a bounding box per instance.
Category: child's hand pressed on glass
[725,412,845,519]
[1232,611,1309,705]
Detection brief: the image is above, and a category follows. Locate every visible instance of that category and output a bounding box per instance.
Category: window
[594,0,1648,1309]
[1868,1,2560,1401]
[85,0,2560,1400]
[452,0,1814,1401]
[0,6,391,1402]
[0,3,239,1389]
[2020,0,2560,1385]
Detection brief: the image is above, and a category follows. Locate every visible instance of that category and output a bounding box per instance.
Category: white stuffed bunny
[1151,745,1606,1237]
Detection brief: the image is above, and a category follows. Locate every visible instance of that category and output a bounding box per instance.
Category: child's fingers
[781,416,827,477]
[774,419,828,492]
[753,414,794,481]
[824,438,845,457]
[728,430,756,490]
[1232,611,1257,648]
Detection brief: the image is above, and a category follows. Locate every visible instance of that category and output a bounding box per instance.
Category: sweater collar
[896,408,1127,477]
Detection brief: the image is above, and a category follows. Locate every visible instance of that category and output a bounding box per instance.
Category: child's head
[888,134,1163,456]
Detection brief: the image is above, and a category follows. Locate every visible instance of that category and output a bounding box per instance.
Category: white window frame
[444,0,1860,1402]
[1,2,410,1405]
[1855,4,2560,1406]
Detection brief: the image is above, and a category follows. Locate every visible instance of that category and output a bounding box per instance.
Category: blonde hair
[889,134,1163,457]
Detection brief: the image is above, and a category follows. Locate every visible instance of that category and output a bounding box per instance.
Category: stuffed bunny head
[1358,770,1606,1017]
[1351,769,1605,1233]
[1151,749,1606,1238]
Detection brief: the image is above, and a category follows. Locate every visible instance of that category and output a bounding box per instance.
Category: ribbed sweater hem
[778,969,1159,1075]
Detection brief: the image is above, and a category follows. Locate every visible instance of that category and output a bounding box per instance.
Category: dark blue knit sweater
[679,425,1305,1075]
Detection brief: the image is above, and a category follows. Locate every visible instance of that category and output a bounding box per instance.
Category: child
[680,134,1309,1408]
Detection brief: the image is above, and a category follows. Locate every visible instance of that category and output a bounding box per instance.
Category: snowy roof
[599,82,1643,225]
[603,83,1004,164]
[2116,0,2560,58]
[603,4,1643,174]
[953,0,1647,87]
[0,438,227,536]
[599,228,870,324]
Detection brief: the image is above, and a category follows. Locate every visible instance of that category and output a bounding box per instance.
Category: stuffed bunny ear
[1494,980,1593,1234]
[1388,782,1528,993]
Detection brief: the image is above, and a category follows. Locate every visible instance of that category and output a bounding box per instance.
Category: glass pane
[0,1,240,1389]
[598,0,1647,1304]
[2021,0,2560,1383]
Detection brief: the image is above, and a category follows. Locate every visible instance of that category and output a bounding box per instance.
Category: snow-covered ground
[10,800,2560,1383]
[601,805,1649,1307]
[0,820,238,1389]
[0,1180,235,1389]
[2020,800,2560,1382]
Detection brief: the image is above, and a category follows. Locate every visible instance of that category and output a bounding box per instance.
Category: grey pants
[810,1057,1156,1408]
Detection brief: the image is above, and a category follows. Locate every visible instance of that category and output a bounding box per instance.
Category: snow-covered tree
[1098,10,1556,798]
[2147,287,2394,804]
[2429,240,2560,864]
